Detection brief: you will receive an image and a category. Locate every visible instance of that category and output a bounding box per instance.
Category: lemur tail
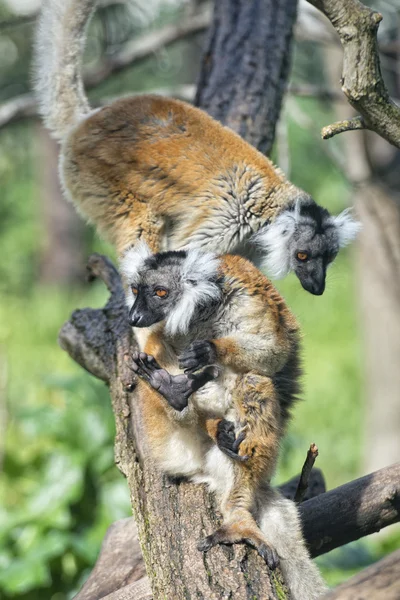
[33,0,96,140]
[259,489,327,600]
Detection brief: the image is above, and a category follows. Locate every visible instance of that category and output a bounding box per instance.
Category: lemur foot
[198,526,280,570]
[216,420,249,462]
[126,352,218,411]
[179,340,217,373]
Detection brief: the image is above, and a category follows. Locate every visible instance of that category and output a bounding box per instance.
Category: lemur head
[254,198,361,295]
[120,242,221,335]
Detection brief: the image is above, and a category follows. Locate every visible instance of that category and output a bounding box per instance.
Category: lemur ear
[331,209,362,248]
[119,240,152,282]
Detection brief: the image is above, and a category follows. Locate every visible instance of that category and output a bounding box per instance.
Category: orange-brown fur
[63,96,301,255]
[131,254,300,554]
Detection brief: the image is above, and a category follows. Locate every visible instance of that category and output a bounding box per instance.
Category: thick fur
[122,246,326,598]
[33,0,94,138]
[34,0,359,294]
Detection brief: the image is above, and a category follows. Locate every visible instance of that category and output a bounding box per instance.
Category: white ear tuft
[331,209,362,248]
[252,211,297,279]
[119,241,152,283]
[165,249,221,336]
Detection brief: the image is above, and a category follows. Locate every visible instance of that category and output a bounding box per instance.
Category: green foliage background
[0,2,399,598]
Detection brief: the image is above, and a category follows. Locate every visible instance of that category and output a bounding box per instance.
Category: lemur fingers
[216,420,250,462]
[198,525,280,570]
[179,340,217,373]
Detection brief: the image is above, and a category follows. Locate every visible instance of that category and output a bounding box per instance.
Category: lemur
[120,243,327,600]
[34,0,360,296]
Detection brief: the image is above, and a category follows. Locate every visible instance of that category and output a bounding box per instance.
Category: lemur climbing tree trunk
[61,1,299,599]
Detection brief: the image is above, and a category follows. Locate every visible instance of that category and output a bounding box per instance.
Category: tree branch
[300,462,400,557]
[307,0,400,147]
[321,115,366,139]
[84,8,211,87]
[324,548,400,599]
[294,443,319,503]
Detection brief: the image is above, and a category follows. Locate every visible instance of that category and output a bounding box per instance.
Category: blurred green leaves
[0,287,130,599]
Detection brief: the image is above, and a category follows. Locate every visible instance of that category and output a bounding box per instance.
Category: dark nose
[302,278,325,296]
[129,313,142,327]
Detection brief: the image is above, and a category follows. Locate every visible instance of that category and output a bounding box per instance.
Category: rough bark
[62,255,290,600]
[324,549,400,599]
[72,460,400,599]
[307,0,400,148]
[195,0,298,154]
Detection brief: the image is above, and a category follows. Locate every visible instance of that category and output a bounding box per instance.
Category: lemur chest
[191,370,238,419]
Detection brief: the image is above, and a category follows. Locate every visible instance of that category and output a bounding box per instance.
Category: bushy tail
[260,489,327,600]
[33,0,96,139]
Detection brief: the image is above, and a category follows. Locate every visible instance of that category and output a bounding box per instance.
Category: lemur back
[35,0,360,296]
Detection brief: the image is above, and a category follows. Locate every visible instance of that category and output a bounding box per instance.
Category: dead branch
[300,462,400,557]
[321,116,366,139]
[324,548,400,599]
[307,0,400,147]
[294,443,319,503]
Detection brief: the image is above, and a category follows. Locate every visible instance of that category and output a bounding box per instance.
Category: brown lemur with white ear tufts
[34,0,361,296]
[120,243,327,600]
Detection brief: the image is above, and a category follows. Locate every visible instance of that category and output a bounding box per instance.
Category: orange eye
[155,288,168,298]
[131,286,138,295]
[297,252,308,261]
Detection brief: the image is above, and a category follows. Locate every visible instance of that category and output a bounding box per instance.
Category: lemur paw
[216,420,250,462]
[258,544,280,570]
[198,529,279,570]
[178,340,217,373]
[125,352,218,411]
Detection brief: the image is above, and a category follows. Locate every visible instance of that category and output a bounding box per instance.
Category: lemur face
[253,199,360,295]
[120,243,221,335]
[128,265,186,328]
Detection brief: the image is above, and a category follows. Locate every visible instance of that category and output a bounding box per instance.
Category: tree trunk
[323,41,400,474]
[195,0,298,154]
[38,126,86,285]
[356,181,400,473]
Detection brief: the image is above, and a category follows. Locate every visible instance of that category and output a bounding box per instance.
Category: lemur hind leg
[127,352,219,411]
[199,373,283,569]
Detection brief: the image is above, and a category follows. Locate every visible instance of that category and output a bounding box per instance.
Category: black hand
[179,340,217,373]
[126,352,218,411]
[216,420,249,462]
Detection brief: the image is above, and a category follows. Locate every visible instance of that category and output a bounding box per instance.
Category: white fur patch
[252,210,297,278]
[34,0,94,138]
[120,241,152,284]
[119,241,153,309]
[329,208,361,248]
[165,249,221,336]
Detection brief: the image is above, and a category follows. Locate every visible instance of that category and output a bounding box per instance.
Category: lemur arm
[179,335,291,378]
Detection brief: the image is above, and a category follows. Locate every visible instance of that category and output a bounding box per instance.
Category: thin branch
[84,8,210,86]
[294,443,319,503]
[307,0,400,147]
[321,115,366,139]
